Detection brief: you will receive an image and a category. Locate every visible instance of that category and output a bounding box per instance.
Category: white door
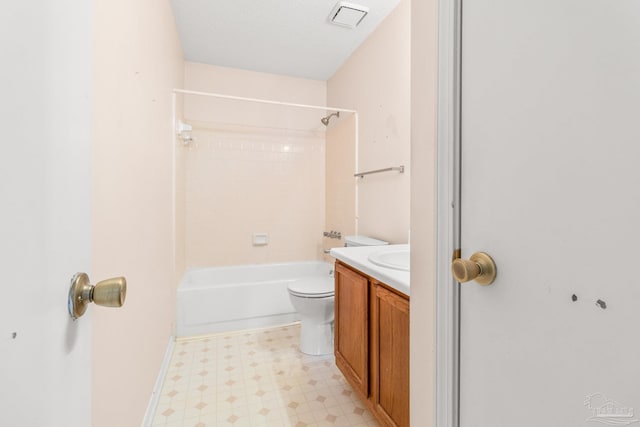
[0,2,93,426]
[459,1,640,426]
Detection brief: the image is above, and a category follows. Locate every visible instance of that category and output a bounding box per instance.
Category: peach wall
[327,0,411,244]
[181,63,328,267]
[324,114,357,259]
[92,0,184,425]
[327,1,439,424]
[410,0,438,425]
[184,62,326,108]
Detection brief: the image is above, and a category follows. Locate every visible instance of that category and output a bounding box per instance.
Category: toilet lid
[288,277,334,298]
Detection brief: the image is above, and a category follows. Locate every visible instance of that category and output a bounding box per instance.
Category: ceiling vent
[328,2,369,29]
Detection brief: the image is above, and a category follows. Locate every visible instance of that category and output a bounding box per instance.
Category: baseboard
[176,312,300,337]
[141,336,175,427]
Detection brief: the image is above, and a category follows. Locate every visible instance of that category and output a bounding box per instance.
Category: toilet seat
[287,277,334,298]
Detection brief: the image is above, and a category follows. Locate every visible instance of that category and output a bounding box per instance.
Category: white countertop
[330,244,410,296]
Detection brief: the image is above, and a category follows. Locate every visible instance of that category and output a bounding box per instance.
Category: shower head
[321,111,340,126]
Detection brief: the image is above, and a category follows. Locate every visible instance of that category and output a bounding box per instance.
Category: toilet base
[299,317,334,356]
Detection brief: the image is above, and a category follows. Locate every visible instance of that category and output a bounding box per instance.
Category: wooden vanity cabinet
[371,283,410,427]
[334,261,410,427]
[334,261,369,398]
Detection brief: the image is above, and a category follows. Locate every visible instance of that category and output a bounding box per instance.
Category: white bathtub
[176,261,333,337]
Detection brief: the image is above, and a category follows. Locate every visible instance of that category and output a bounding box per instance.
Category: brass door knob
[68,273,127,319]
[452,252,497,285]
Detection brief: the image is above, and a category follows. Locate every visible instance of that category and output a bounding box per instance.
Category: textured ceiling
[170,0,401,80]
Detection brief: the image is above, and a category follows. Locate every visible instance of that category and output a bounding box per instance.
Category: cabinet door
[334,262,369,397]
[372,284,410,427]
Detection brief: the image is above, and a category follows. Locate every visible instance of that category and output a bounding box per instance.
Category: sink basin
[368,249,410,272]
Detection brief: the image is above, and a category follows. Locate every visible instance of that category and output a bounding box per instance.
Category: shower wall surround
[184,128,325,267]
[180,63,328,268]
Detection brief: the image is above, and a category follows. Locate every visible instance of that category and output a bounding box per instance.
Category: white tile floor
[151,323,378,427]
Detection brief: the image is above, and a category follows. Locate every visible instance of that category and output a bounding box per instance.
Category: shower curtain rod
[173,89,357,114]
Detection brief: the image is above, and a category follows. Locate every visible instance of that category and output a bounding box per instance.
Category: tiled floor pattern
[151,323,378,427]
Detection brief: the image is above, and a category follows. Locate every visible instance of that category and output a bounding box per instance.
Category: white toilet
[287,235,388,355]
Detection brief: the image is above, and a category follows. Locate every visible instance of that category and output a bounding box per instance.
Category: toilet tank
[344,235,389,247]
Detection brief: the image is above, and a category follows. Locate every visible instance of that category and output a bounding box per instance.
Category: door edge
[435,0,462,426]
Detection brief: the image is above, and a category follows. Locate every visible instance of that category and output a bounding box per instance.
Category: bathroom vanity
[331,245,410,427]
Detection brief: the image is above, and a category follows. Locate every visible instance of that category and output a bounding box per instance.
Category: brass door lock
[68,273,127,319]
[452,252,497,285]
